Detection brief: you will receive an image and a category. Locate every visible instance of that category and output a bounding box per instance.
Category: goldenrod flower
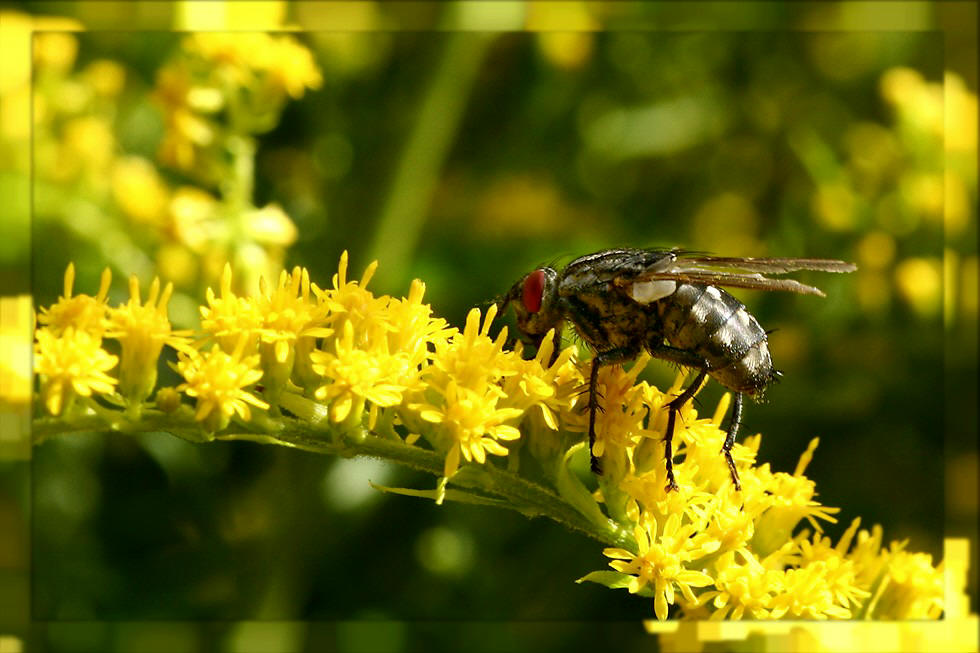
[175,336,268,433]
[312,320,416,427]
[313,250,389,335]
[695,549,783,620]
[603,513,717,621]
[111,156,168,225]
[187,33,322,100]
[254,266,332,407]
[37,263,111,337]
[260,35,324,99]
[32,255,952,626]
[426,304,514,395]
[199,262,263,355]
[383,279,455,360]
[34,326,118,416]
[499,330,579,464]
[412,379,523,479]
[105,274,192,410]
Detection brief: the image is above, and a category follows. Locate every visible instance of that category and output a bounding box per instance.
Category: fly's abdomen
[658,284,774,395]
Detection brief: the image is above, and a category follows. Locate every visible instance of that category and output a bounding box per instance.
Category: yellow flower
[793,531,871,616]
[500,330,579,463]
[572,356,652,474]
[243,203,298,247]
[34,326,117,416]
[0,295,33,408]
[874,549,944,619]
[111,156,169,225]
[188,32,322,100]
[312,320,416,427]
[313,250,389,336]
[383,279,455,360]
[254,266,332,406]
[603,513,717,621]
[199,262,263,355]
[402,305,531,477]
[696,549,783,620]
[426,304,515,395]
[411,379,523,479]
[105,274,192,409]
[262,35,323,99]
[175,336,268,433]
[37,263,112,337]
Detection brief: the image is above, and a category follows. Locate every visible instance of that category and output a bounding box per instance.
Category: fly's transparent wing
[629,250,857,297]
[672,254,857,274]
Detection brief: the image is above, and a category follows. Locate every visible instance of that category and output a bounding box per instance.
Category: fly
[498,248,857,492]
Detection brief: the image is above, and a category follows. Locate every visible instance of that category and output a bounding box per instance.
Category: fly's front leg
[722,392,744,490]
[646,344,712,493]
[587,347,638,474]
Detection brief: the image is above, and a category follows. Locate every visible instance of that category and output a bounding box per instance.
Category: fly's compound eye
[522,269,546,313]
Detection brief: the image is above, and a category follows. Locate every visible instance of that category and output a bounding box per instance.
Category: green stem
[368,31,495,288]
[32,410,635,550]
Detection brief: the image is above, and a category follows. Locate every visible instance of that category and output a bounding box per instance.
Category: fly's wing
[629,250,857,297]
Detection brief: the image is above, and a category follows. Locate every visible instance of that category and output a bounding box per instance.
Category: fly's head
[500,267,563,352]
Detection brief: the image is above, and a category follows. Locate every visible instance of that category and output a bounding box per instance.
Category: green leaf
[369,481,513,509]
[575,570,634,590]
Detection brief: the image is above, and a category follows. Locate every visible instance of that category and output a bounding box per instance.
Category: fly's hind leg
[721,392,744,490]
[646,344,714,493]
[661,368,708,492]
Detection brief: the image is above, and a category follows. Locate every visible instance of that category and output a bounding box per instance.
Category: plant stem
[32,410,636,550]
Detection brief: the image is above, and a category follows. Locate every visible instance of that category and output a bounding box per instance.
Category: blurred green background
[2,1,977,651]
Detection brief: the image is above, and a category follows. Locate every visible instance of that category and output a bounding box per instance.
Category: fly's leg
[587,347,638,474]
[661,368,708,492]
[644,344,715,492]
[721,392,744,490]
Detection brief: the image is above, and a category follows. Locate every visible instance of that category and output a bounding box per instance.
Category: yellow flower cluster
[34,263,188,417]
[29,30,315,297]
[155,32,322,175]
[33,255,946,622]
[578,378,943,622]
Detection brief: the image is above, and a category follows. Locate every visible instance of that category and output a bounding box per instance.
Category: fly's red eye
[522,269,546,313]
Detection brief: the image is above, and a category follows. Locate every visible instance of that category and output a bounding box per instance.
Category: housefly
[498,248,856,492]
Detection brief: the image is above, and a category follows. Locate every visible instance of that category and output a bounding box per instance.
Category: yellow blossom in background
[169,186,221,253]
[34,326,117,416]
[243,203,299,248]
[187,32,323,99]
[154,32,322,175]
[1,295,34,409]
[111,156,169,225]
[175,336,268,434]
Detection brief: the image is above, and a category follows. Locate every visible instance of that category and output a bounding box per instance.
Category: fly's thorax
[657,283,775,394]
[563,290,652,352]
